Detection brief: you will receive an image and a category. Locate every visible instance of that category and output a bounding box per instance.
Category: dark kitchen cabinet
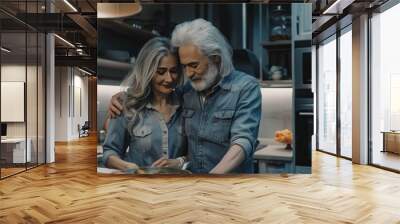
[294,91,313,170]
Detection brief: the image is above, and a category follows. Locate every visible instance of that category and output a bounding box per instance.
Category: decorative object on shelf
[271,25,290,41]
[275,129,293,150]
[268,65,287,80]
[270,5,291,41]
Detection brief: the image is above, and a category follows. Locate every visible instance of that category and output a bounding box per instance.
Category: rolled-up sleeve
[102,116,130,167]
[230,80,262,160]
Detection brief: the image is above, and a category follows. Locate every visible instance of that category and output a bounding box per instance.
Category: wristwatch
[177,156,186,168]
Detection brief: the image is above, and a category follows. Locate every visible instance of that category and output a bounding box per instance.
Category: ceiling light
[1,47,11,53]
[97,3,142,19]
[63,0,78,12]
[54,34,75,48]
[323,0,354,15]
[78,67,93,76]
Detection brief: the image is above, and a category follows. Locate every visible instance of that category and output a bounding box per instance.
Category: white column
[45,0,56,163]
[46,32,55,163]
[352,14,369,164]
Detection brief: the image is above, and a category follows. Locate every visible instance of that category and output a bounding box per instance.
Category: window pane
[371,3,400,171]
[318,36,337,154]
[340,29,352,158]
[27,31,38,169]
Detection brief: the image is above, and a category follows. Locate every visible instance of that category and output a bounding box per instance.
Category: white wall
[1,65,26,132]
[1,65,39,137]
[72,73,89,138]
[55,67,68,141]
[259,88,292,143]
[54,67,89,141]
[1,63,46,163]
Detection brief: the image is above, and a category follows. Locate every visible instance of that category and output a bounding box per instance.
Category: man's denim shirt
[102,98,187,168]
[182,70,261,173]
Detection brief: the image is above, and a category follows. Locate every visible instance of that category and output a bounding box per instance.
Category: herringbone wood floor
[1,135,399,224]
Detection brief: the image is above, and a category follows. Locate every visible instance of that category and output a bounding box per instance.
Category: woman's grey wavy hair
[122,37,179,135]
[171,18,234,77]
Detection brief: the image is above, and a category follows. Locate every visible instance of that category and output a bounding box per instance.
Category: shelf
[262,40,291,48]
[98,20,157,41]
[260,80,292,88]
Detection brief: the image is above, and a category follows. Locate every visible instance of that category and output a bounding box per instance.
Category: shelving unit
[261,5,292,84]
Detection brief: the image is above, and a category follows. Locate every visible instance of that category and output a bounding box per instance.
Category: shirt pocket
[209,110,235,143]
[131,125,152,153]
[214,110,235,121]
[182,108,195,136]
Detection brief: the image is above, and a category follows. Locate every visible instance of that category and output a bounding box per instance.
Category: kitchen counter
[254,144,293,173]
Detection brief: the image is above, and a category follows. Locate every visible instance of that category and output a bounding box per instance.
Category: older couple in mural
[102,18,262,174]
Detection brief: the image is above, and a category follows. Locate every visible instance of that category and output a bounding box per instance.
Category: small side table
[381,131,400,154]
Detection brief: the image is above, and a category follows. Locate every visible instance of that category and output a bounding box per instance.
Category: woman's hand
[122,162,145,174]
[107,156,144,174]
[151,157,181,169]
[123,162,139,170]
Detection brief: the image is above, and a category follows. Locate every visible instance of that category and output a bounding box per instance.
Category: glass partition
[1,31,28,177]
[0,1,46,179]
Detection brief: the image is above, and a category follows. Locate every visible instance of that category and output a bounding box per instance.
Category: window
[370,2,400,171]
[339,27,352,158]
[317,35,337,154]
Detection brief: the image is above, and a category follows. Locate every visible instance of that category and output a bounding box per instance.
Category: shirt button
[163,131,167,134]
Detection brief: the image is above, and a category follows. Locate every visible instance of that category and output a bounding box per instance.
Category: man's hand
[108,92,124,118]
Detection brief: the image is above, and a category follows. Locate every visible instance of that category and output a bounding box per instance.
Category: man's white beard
[189,63,219,92]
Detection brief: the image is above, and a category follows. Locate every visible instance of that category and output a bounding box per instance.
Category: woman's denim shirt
[102,98,186,168]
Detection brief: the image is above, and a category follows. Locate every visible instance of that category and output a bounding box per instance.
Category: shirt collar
[197,70,234,98]
[146,102,180,110]
[217,70,234,90]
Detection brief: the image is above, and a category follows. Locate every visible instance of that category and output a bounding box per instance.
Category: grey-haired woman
[102,37,187,173]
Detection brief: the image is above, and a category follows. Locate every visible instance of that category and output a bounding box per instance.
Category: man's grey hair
[123,37,178,135]
[171,18,234,77]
